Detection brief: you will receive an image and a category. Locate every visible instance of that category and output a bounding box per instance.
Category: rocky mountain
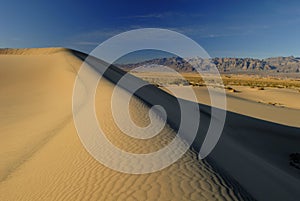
[118,56,300,73]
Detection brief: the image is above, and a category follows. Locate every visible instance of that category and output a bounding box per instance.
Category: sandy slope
[80,55,300,201]
[0,48,241,201]
[0,48,78,181]
[151,85,300,201]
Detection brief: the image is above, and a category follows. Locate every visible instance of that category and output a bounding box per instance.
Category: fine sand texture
[76,53,300,201]
[0,48,244,201]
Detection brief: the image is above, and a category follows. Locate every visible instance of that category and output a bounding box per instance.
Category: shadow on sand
[72,50,300,201]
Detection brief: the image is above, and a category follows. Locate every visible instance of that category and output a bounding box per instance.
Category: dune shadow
[71,50,300,201]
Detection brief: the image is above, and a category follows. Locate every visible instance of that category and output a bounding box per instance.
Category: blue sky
[1,0,300,58]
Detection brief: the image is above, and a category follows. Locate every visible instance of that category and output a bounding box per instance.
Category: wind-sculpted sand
[0,48,242,201]
[130,72,300,201]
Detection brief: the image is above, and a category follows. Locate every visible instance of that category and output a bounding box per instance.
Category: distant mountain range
[118,56,300,73]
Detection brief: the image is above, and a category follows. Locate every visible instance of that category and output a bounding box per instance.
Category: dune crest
[0,47,70,55]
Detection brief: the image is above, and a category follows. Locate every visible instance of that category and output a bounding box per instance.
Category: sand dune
[74,51,300,201]
[1,48,299,201]
[0,47,69,55]
[0,48,244,200]
[0,48,79,182]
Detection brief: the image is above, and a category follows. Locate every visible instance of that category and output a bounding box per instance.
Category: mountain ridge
[118,56,300,73]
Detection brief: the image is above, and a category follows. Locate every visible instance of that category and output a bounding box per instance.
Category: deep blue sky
[1,0,299,58]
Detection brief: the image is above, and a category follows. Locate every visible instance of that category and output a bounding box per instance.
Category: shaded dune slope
[73,50,300,201]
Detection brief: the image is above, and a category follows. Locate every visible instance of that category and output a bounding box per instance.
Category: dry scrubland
[0,48,244,201]
[132,72,300,90]
[185,73,300,90]
[183,73,300,111]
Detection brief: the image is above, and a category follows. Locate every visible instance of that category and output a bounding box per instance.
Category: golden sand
[0,48,241,200]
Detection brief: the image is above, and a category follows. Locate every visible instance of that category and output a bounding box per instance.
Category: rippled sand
[0,48,241,201]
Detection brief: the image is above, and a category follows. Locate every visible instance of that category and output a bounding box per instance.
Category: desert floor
[161,85,300,127]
